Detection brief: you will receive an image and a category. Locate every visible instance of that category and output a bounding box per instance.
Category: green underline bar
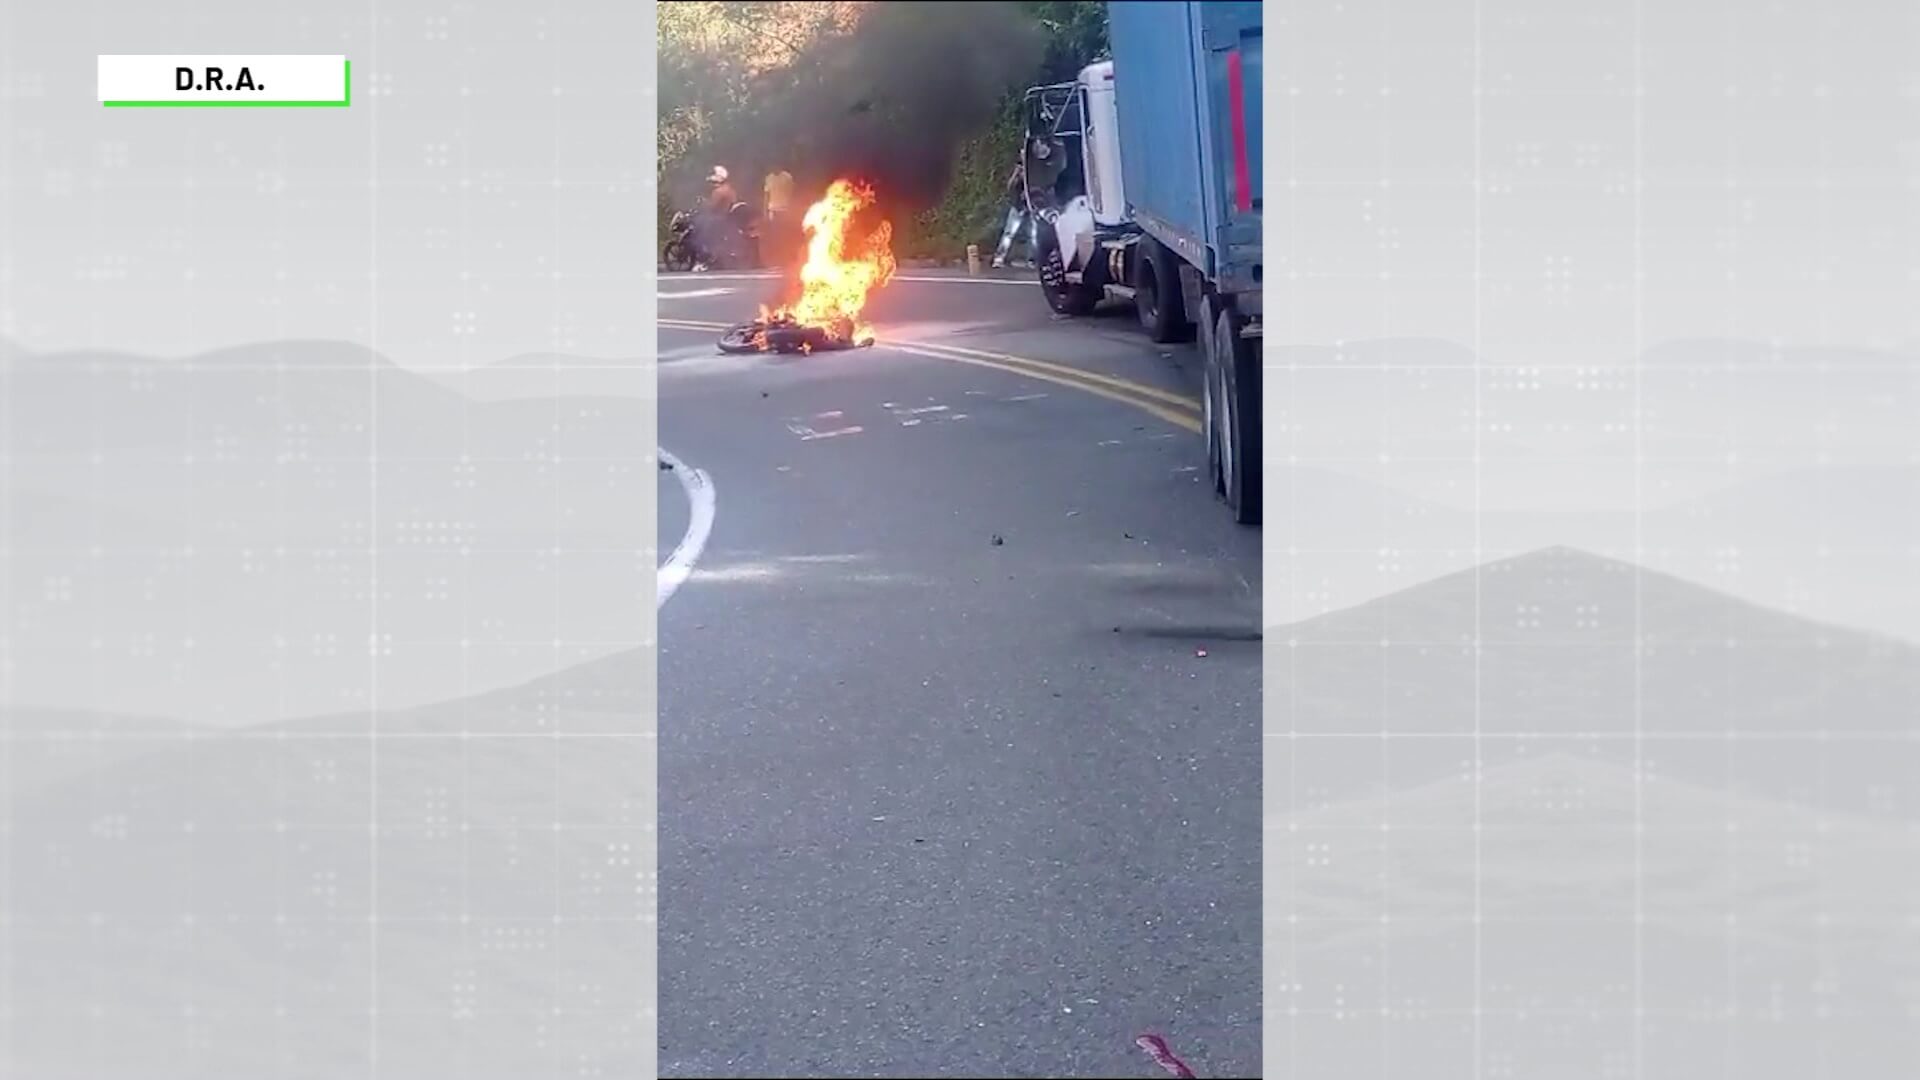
[103,59,351,108]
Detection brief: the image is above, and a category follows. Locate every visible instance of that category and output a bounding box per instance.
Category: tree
[656,1,1110,256]
[1016,1,1110,82]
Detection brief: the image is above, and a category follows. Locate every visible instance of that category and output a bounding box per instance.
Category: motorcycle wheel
[716,322,765,355]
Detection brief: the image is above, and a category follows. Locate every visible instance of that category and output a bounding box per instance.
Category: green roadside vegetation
[658,1,1107,262]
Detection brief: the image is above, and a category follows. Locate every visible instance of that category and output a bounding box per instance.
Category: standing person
[694,166,742,272]
[763,166,797,268]
[992,160,1030,269]
[705,165,738,211]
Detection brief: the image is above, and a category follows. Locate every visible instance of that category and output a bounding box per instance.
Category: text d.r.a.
[175,66,262,92]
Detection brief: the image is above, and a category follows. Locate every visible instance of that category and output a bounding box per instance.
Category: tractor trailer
[1022,0,1263,523]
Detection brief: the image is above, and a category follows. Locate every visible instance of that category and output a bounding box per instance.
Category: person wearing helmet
[706,166,738,212]
[690,166,744,272]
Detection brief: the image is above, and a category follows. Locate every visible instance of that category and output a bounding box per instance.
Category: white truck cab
[1022,60,1139,316]
[1029,61,1128,292]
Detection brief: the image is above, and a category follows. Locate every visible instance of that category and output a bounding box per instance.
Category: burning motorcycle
[714,179,894,355]
[716,312,872,355]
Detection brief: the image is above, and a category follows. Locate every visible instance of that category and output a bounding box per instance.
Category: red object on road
[1135,1033,1197,1078]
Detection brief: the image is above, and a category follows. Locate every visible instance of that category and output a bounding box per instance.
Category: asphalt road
[657,270,1261,1078]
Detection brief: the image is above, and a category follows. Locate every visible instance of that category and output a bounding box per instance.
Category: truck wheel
[1036,229,1097,316]
[1208,301,1262,525]
[1135,241,1192,343]
[1201,306,1224,494]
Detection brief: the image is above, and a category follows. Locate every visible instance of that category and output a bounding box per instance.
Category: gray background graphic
[2,2,656,1077]
[3,0,1916,1076]
[1267,1,1919,1078]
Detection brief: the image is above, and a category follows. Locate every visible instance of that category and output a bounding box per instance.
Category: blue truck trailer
[1020,1,1263,522]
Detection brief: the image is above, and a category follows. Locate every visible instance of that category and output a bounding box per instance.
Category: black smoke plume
[702,2,1043,221]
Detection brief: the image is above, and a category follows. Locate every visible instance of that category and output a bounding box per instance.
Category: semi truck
[1021,1,1263,523]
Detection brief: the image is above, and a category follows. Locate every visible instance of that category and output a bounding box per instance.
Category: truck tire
[1201,306,1222,491]
[1036,228,1098,316]
[1135,240,1192,343]
[1205,298,1262,525]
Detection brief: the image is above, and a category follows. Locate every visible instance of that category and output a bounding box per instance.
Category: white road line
[800,425,864,441]
[657,447,715,611]
[660,286,737,299]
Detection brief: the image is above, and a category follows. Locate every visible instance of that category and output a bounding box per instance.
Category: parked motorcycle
[663,201,762,272]
[662,209,698,272]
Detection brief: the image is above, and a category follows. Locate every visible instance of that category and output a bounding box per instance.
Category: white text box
[98,55,348,105]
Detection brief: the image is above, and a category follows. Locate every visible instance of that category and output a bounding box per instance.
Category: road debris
[1135,1033,1196,1078]
[990,534,1005,546]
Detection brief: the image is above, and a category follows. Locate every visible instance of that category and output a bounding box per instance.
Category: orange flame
[765,179,896,342]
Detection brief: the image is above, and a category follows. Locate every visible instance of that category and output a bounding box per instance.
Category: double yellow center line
[656,317,1201,434]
